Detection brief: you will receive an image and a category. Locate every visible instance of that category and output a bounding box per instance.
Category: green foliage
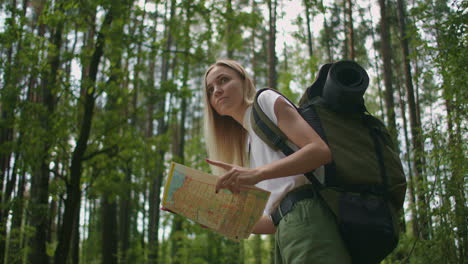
[0,0,466,263]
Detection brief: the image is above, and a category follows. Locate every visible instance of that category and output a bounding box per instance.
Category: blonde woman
[203,59,351,263]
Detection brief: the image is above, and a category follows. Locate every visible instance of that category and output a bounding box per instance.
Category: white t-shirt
[242,90,324,215]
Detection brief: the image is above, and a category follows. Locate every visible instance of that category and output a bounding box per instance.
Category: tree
[267,0,278,90]
[303,0,314,58]
[395,0,427,239]
[148,0,175,263]
[345,0,355,60]
[377,0,398,141]
[28,1,66,263]
[53,3,114,263]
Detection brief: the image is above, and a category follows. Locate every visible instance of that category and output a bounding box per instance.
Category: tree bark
[53,8,113,264]
[345,0,355,60]
[100,0,130,261]
[0,1,29,260]
[323,16,333,62]
[226,0,234,58]
[267,0,277,90]
[101,196,118,264]
[396,0,432,240]
[148,1,173,263]
[170,2,192,263]
[28,2,65,263]
[303,0,313,58]
[366,4,385,119]
[377,0,398,143]
[253,235,262,264]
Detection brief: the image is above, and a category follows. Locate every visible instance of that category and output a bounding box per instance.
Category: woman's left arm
[260,96,332,180]
[210,97,331,193]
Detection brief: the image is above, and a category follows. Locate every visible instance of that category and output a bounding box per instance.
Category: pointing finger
[206,159,233,171]
[215,170,233,193]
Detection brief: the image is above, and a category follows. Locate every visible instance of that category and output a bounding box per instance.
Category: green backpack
[251,60,407,264]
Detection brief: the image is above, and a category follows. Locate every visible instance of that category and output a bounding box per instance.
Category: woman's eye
[220,77,229,84]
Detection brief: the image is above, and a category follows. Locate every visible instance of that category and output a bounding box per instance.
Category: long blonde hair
[203,59,256,175]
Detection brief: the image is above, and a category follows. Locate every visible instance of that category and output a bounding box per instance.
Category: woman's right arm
[252,215,276,234]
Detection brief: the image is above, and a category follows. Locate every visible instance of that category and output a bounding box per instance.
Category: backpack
[251,60,407,264]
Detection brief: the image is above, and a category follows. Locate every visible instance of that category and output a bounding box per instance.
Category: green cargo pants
[274,196,351,264]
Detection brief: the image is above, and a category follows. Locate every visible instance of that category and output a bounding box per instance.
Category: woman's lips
[217,97,227,105]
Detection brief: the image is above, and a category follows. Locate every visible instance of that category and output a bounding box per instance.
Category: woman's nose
[213,85,223,96]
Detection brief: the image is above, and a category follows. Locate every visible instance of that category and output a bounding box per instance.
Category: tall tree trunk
[148,1,173,263]
[71,209,80,264]
[101,196,118,264]
[345,0,355,60]
[267,0,277,90]
[7,168,26,264]
[28,2,65,263]
[366,4,385,119]
[171,2,193,263]
[445,98,467,263]
[395,0,432,240]
[119,169,132,263]
[395,0,428,239]
[323,16,333,62]
[395,65,417,236]
[7,59,38,263]
[377,0,398,143]
[53,8,113,264]
[434,0,467,257]
[303,0,313,58]
[226,0,234,58]
[141,4,160,262]
[100,0,129,261]
[253,235,262,264]
[0,1,29,260]
[269,235,274,264]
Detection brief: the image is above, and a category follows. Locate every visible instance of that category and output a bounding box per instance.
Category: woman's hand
[206,159,263,194]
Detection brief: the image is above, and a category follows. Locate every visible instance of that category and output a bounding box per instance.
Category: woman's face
[205,65,245,118]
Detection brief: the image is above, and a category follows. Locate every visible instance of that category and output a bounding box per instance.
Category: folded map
[162,162,271,241]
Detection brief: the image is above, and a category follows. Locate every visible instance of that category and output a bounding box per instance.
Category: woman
[203,59,351,263]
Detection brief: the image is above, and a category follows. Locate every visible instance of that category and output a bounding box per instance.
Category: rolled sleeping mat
[322,60,369,112]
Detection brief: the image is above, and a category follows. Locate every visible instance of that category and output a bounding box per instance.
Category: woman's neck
[230,103,249,125]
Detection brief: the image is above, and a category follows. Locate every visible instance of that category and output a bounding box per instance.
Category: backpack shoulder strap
[250,88,324,188]
[250,88,297,155]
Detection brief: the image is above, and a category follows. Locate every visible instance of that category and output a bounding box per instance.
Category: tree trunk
[53,9,113,264]
[6,161,26,264]
[253,235,262,264]
[148,1,173,263]
[71,209,80,264]
[395,0,430,240]
[323,16,333,62]
[303,0,313,58]
[395,66,417,235]
[366,4,385,119]
[345,0,355,60]
[269,235,274,264]
[119,170,132,263]
[445,99,467,263]
[267,0,277,90]
[0,1,29,260]
[28,2,65,263]
[377,0,398,143]
[226,0,234,58]
[101,196,118,264]
[100,0,129,261]
[170,2,192,263]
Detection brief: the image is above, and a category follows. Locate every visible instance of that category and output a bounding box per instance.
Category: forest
[0,0,466,263]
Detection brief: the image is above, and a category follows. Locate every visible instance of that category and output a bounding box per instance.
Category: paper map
[162,162,270,241]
